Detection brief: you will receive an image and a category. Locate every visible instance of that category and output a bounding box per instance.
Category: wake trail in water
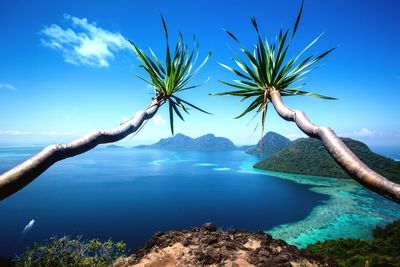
[12,219,36,256]
[21,219,35,237]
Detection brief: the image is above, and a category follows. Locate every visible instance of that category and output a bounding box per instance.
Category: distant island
[134,133,237,152]
[254,137,400,183]
[243,131,292,159]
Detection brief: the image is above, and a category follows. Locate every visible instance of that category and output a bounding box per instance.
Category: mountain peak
[135,133,237,152]
[174,133,191,138]
[263,131,285,138]
[246,131,292,159]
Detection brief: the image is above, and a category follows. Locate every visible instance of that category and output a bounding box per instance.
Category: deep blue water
[371,146,400,160]
[0,147,327,258]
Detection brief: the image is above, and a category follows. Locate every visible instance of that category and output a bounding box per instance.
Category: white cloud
[0,83,17,91]
[0,130,31,135]
[152,115,166,126]
[41,14,130,67]
[343,128,383,138]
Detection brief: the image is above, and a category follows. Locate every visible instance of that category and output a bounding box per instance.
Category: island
[134,133,237,152]
[243,131,292,158]
[254,137,400,183]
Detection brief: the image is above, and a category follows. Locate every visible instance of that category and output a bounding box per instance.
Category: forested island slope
[254,138,400,183]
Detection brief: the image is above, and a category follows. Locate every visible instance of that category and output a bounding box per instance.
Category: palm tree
[216,1,400,203]
[0,16,211,201]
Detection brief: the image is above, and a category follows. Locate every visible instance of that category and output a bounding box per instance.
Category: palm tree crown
[130,16,212,135]
[216,1,336,132]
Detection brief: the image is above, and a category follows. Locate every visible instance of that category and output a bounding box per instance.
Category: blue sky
[0,0,399,147]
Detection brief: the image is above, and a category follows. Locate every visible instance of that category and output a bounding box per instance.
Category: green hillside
[254,138,400,183]
[307,220,400,267]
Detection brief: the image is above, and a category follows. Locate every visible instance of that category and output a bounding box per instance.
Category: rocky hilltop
[114,223,335,267]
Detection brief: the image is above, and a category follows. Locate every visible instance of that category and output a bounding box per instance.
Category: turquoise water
[239,161,400,248]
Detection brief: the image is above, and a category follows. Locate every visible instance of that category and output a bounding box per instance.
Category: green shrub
[307,220,400,267]
[14,235,128,267]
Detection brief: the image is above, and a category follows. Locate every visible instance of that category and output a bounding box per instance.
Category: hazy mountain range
[134,133,237,152]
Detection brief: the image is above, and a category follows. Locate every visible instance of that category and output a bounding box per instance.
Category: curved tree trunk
[269,89,400,204]
[0,98,162,201]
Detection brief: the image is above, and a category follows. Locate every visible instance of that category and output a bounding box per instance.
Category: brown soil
[114,223,336,267]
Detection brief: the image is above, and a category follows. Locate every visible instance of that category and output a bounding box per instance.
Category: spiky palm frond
[215,0,336,132]
[130,16,212,135]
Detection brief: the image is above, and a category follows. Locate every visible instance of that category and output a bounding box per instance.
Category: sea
[0,146,399,258]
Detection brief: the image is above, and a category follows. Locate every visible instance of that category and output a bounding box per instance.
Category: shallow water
[239,163,400,247]
[0,146,326,258]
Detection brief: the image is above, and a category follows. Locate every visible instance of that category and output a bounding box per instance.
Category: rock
[113,224,337,267]
[182,237,190,247]
[202,222,217,231]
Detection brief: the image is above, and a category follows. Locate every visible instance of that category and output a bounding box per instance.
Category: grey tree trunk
[0,99,161,201]
[269,89,400,204]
